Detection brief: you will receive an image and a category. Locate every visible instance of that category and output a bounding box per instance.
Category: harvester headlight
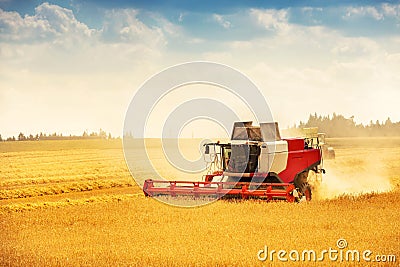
[292,189,299,198]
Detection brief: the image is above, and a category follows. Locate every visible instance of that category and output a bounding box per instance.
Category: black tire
[294,171,312,201]
[303,183,312,201]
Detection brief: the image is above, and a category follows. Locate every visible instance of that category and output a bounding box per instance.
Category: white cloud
[301,7,323,12]
[0,3,94,43]
[381,4,398,17]
[330,37,380,59]
[0,9,51,42]
[186,38,205,44]
[300,7,323,24]
[148,13,183,38]
[0,4,175,49]
[344,4,400,21]
[344,6,384,20]
[213,14,231,29]
[250,8,290,33]
[35,3,93,37]
[102,9,165,46]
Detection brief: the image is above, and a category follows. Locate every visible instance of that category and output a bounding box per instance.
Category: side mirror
[205,145,210,154]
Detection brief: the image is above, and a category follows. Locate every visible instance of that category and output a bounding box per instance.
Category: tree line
[293,113,400,137]
[0,129,113,142]
[1,114,399,141]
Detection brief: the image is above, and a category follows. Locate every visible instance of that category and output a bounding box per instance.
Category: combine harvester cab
[303,127,335,160]
[143,122,324,202]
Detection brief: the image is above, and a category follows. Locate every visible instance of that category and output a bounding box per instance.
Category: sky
[1,1,400,138]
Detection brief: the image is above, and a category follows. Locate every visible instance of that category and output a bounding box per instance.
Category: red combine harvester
[143,122,324,202]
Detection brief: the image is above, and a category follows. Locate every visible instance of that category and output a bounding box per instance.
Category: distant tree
[18,132,26,141]
[29,134,34,141]
[385,117,392,126]
[108,133,112,139]
[0,134,2,141]
[99,128,107,139]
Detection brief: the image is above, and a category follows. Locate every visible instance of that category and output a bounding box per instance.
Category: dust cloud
[314,153,394,199]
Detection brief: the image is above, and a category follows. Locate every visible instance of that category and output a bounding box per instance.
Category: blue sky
[2,1,400,37]
[0,1,400,137]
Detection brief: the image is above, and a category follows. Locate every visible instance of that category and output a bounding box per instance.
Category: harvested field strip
[0,172,131,188]
[0,193,143,213]
[0,152,122,165]
[1,153,122,163]
[0,155,128,180]
[0,170,130,181]
[0,139,123,153]
[0,154,122,166]
[0,179,135,200]
[0,157,123,168]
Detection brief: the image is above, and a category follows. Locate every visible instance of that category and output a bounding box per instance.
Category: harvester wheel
[294,171,312,201]
[303,183,312,201]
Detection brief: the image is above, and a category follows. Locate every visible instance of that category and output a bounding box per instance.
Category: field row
[0,193,143,213]
[0,153,125,180]
[0,179,137,200]
[0,171,132,188]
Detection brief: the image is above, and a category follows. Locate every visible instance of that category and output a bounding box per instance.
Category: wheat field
[0,138,399,266]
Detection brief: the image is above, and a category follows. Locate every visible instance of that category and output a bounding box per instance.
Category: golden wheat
[0,138,399,266]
